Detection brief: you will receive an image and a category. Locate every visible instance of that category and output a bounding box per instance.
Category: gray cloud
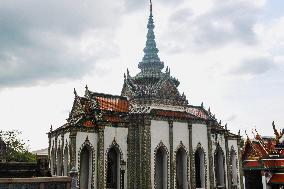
[193,0,259,47]
[225,114,237,122]
[230,57,276,76]
[163,0,262,52]
[0,0,123,88]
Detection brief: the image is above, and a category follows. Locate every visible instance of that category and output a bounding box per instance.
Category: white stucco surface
[173,122,189,151]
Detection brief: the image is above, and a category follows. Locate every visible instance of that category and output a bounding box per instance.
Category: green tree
[0,130,36,162]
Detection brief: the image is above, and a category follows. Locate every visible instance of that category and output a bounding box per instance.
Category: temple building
[48,2,243,189]
[242,122,284,189]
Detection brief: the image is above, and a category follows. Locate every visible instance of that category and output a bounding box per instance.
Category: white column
[262,175,267,189]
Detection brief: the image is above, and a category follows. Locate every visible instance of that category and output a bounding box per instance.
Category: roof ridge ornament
[74,88,78,97]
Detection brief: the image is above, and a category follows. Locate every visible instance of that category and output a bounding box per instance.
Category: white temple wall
[151,120,170,189]
[76,131,98,187]
[192,123,210,189]
[173,122,189,151]
[104,126,128,189]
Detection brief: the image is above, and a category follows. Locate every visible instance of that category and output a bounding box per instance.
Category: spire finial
[74,88,77,96]
[150,0,153,16]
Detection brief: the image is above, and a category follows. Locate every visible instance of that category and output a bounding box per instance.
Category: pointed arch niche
[175,142,188,189]
[154,142,169,189]
[214,145,225,188]
[63,143,69,176]
[78,137,95,189]
[194,143,206,189]
[57,146,63,176]
[105,139,124,189]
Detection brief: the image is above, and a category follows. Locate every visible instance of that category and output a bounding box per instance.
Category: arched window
[230,149,238,187]
[106,147,120,189]
[79,146,92,189]
[155,147,168,189]
[63,146,68,176]
[214,147,225,188]
[57,148,62,176]
[176,147,188,189]
[195,147,205,188]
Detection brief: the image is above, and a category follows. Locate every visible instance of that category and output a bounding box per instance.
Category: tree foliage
[0,130,36,162]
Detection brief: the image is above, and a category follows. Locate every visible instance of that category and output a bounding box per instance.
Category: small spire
[74,88,77,96]
[201,102,204,108]
[50,125,53,132]
[85,85,91,99]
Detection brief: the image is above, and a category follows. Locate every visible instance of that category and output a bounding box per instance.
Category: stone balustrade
[0,177,71,189]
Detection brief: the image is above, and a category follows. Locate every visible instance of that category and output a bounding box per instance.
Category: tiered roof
[50,1,237,138]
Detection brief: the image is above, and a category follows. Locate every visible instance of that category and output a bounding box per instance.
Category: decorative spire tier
[138,0,164,74]
[121,0,188,107]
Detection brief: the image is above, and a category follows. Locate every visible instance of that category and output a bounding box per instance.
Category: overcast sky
[0,0,283,150]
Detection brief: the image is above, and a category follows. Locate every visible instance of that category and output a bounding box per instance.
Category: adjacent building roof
[242,122,284,184]
[32,148,48,157]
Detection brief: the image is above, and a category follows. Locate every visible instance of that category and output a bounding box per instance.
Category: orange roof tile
[95,96,129,113]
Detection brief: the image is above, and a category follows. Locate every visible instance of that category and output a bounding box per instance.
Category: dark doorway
[244,170,263,189]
